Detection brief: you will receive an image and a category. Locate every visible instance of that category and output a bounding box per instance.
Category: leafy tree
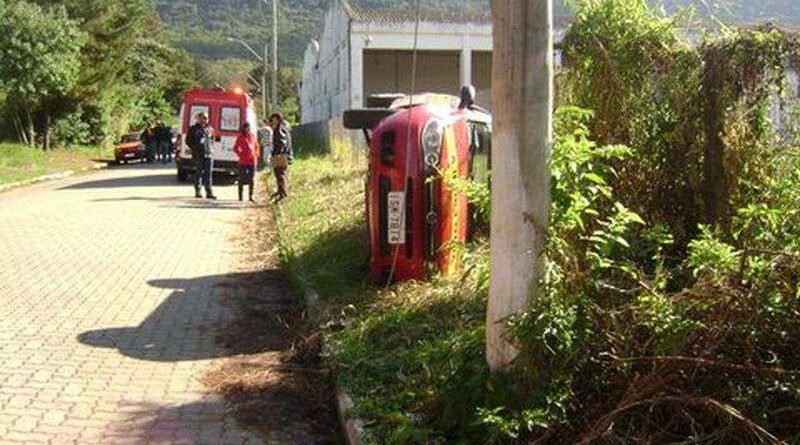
[0,0,84,148]
[30,0,197,145]
[248,65,301,118]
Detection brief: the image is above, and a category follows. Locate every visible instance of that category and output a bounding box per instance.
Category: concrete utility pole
[263,41,270,117]
[486,0,554,371]
[259,0,279,111]
[272,0,279,110]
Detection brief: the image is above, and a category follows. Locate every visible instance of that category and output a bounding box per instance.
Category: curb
[303,287,365,445]
[0,162,108,194]
[336,388,365,445]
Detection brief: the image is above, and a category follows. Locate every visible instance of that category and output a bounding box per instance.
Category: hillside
[154,0,491,66]
[153,0,800,66]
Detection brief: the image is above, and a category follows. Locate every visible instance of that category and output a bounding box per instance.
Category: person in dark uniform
[185,112,217,200]
[156,122,173,164]
[140,126,157,164]
[269,112,292,202]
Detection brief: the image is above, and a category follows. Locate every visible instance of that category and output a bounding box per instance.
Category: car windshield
[120,134,139,143]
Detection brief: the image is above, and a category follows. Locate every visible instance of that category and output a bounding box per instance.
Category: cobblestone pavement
[0,164,265,444]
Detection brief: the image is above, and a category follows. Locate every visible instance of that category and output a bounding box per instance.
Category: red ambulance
[175,87,259,181]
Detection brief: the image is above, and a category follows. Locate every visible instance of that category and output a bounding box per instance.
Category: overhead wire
[385,0,423,287]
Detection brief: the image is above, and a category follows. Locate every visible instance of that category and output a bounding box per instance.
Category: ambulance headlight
[421,119,442,173]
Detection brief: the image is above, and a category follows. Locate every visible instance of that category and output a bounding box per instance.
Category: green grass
[273,153,494,445]
[273,155,369,303]
[0,143,113,185]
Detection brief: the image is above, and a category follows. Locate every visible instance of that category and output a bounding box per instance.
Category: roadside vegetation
[276,1,800,444]
[0,0,194,150]
[0,143,112,185]
[274,153,368,302]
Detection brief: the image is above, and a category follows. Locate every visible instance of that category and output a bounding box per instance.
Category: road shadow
[102,399,262,444]
[168,200,251,211]
[61,172,180,190]
[91,196,190,203]
[62,170,237,190]
[105,395,340,445]
[91,197,260,210]
[77,270,295,362]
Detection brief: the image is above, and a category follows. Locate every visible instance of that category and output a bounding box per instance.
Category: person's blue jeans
[193,157,213,195]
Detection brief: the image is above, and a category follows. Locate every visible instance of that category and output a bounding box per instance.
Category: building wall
[292,117,365,165]
[349,21,493,109]
[363,50,461,97]
[471,51,493,91]
[300,3,572,124]
[300,0,352,124]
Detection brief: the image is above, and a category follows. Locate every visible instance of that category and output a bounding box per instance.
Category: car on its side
[114,133,145,164]
[344,89,492,284]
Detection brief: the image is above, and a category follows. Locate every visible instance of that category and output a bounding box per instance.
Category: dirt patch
[203,189,342,445]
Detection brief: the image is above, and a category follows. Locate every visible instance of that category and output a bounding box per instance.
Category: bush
[50,110,92,148]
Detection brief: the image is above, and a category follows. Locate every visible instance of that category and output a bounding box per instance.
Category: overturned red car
[344,88,491,284]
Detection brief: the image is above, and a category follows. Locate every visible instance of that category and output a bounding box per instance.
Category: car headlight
[421,119,442,173]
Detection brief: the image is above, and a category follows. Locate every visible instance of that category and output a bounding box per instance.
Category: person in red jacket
[233,122,258,202]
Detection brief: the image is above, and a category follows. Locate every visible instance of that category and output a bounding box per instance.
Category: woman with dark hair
[233,121,258,202]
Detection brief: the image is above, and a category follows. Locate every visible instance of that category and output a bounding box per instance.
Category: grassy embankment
[0,143,112,185]
[273,144,492,444]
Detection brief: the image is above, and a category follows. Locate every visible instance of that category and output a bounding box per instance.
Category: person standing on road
[233,122,258,203]
[156,122,173,164]
[269,112,292,202]
[141,126,157,164]
[257,118,273,168]
[185,112,217,200]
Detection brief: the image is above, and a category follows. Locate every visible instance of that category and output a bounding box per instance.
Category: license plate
[387,191,406,245]
[124,153,135,158]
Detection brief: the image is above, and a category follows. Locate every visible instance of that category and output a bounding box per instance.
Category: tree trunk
[486,0,554,371]
[26,110,36,148]
[43,111,52,151]
[11,112,29,145]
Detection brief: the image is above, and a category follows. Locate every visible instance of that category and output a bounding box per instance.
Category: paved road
[0,165,263,444]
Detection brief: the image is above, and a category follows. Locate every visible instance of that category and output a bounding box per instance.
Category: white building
[300,0,494,124]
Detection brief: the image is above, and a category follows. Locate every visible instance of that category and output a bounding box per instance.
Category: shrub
[50,110,92,148]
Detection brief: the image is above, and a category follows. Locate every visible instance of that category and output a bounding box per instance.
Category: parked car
[114,133,145,163]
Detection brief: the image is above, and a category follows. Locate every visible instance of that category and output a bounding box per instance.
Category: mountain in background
[154,0,490,67]
[153,0,800,66]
